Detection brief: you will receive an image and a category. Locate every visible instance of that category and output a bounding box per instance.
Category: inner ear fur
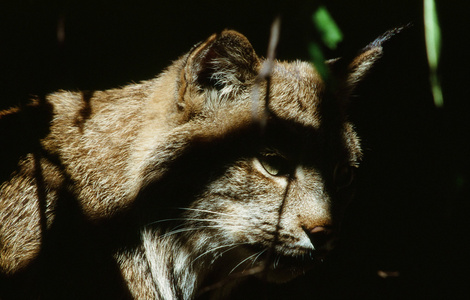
[178,30,261,106]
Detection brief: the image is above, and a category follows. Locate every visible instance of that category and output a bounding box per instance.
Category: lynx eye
[258,152,290,177]
[334,163,356,189]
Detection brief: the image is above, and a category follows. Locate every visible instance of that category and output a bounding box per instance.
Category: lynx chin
[0,28,399,299]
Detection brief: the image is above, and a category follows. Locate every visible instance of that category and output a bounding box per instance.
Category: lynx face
[170,63,362,285]
[0,28,398,299]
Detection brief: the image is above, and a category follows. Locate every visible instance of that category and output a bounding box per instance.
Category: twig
[251,16,281,128]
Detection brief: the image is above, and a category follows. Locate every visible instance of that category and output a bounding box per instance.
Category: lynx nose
[304,226,336,252]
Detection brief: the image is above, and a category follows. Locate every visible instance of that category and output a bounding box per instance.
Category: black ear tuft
[328,25,408,97]
[361,25,409,52]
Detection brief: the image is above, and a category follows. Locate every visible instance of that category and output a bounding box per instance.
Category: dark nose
[304,226,336,251]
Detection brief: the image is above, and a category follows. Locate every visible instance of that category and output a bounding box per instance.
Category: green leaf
[424,0,444,107]
[312,6,343,50]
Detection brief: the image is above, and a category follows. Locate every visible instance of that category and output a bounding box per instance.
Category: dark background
[1,0,469,299]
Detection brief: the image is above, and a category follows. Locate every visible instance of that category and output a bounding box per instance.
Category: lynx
[0,29,398,299]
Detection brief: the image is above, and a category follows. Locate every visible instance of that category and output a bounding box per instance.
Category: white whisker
[159,227,202,238]
[145,218,187,226]
[229,251,263,275]
[178,207,237,217]
[251,249,267,267]
[147,216,243,229]
[220,243,243,256]
[273,255,281,269]
[180,218,243,226]
[159,224,247,239]
[191,243,243,265]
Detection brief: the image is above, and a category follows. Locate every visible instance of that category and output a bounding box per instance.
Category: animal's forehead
[268,60,325,128]
[272,60,321,82]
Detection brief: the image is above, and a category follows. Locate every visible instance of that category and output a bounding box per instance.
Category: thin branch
[252,16,281,128]
[261,174,293,282]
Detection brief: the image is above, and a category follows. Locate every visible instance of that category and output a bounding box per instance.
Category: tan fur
[0,29,394,299]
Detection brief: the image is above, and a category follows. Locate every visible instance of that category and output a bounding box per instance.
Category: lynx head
[144,29,394,289]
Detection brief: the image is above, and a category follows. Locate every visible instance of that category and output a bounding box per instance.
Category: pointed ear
[178,30,261,105]
[328,26,405,97]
